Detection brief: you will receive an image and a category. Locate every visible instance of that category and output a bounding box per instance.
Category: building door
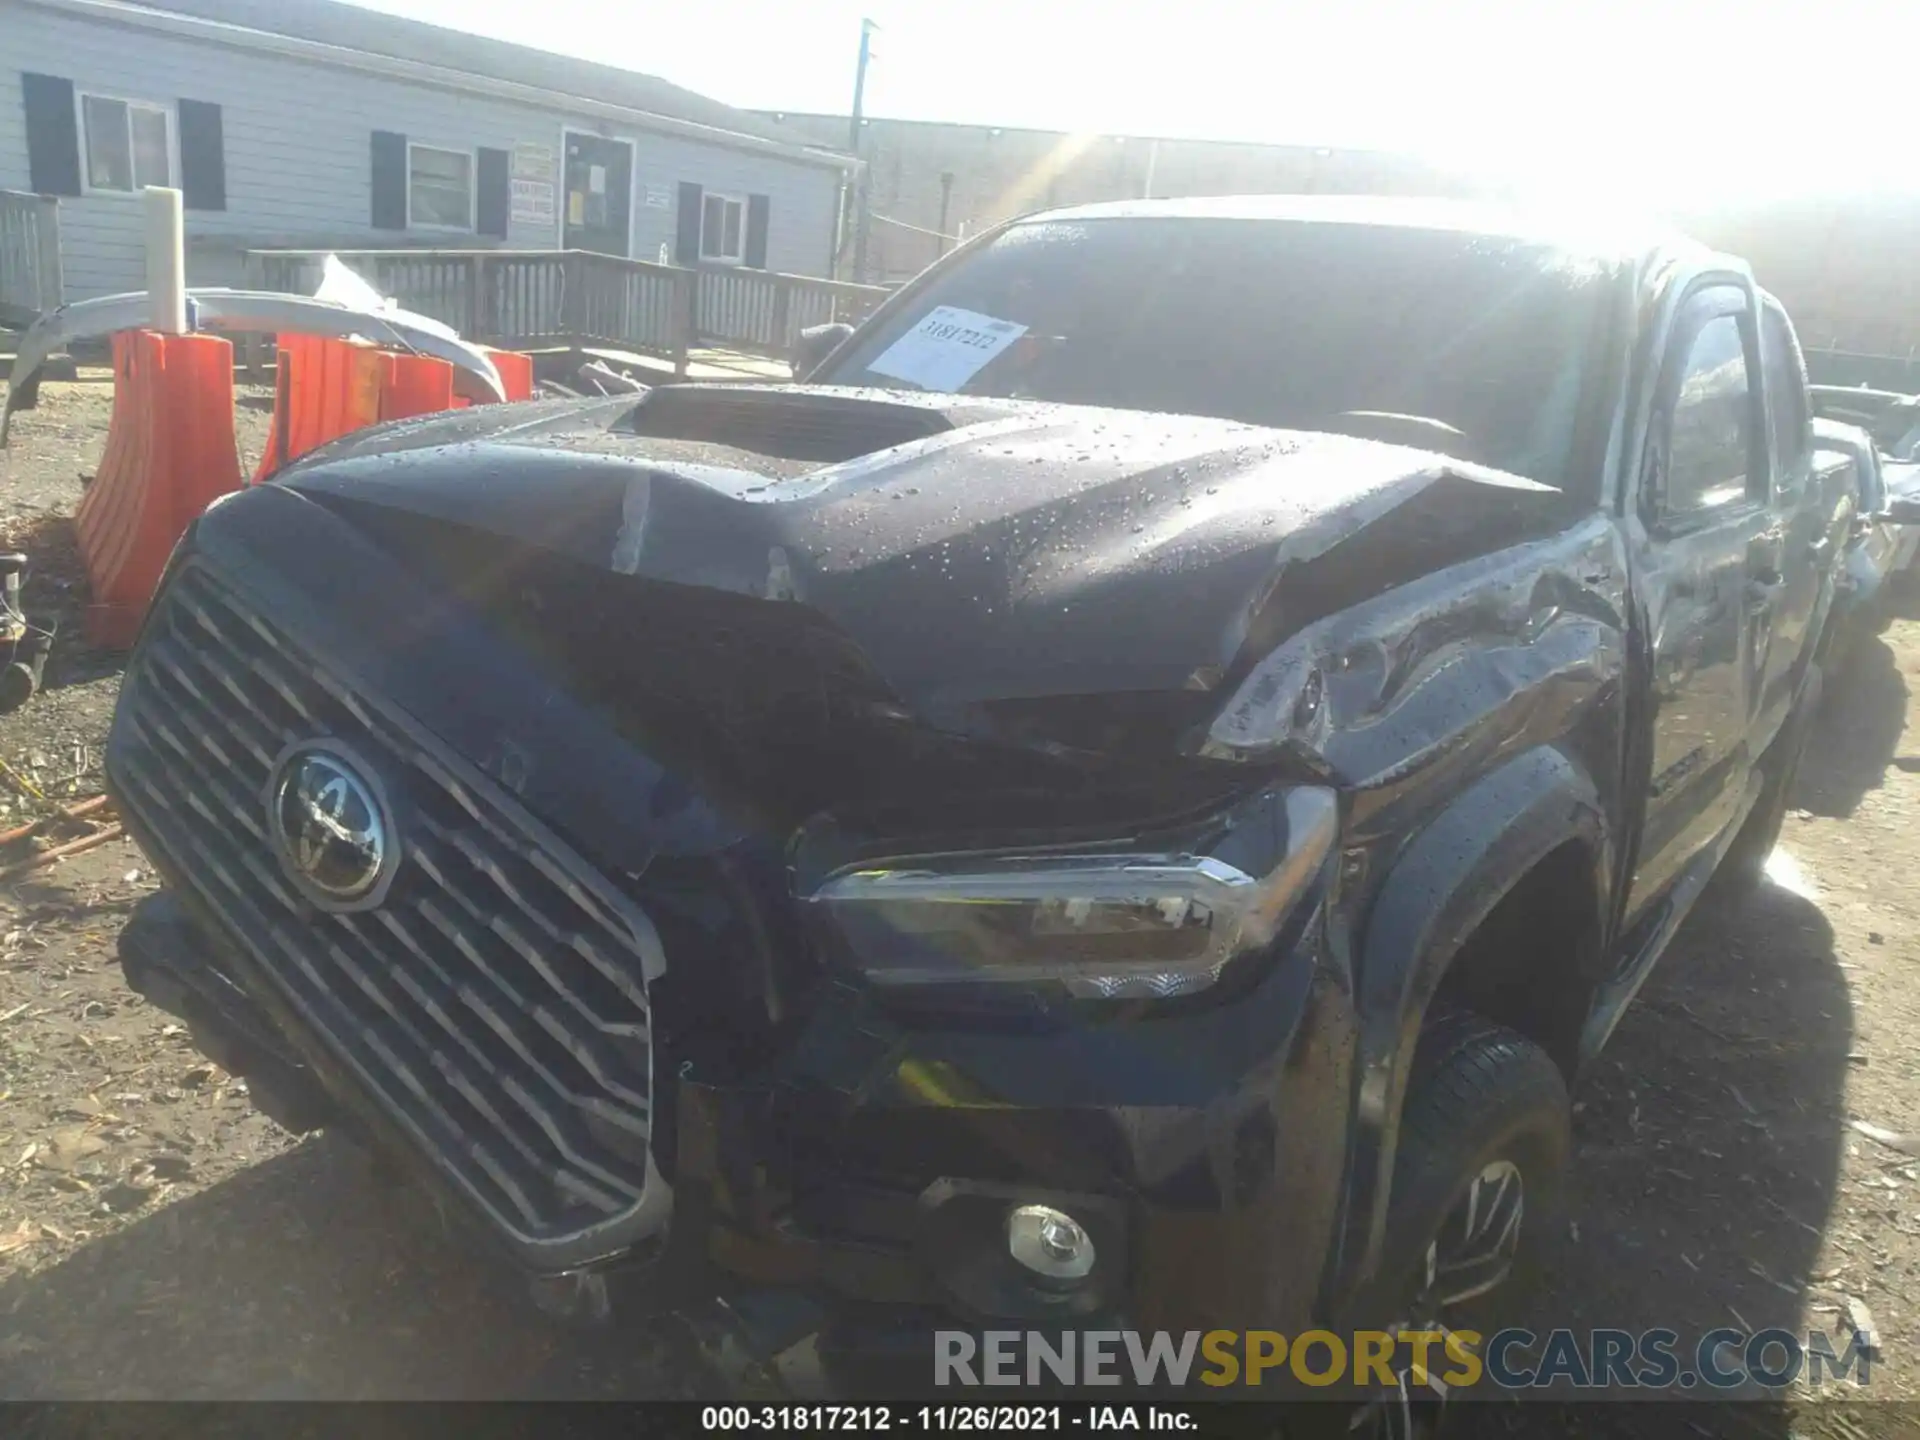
[563,134,633,256]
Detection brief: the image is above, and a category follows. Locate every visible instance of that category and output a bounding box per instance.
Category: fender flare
[1332,744,1612,1304]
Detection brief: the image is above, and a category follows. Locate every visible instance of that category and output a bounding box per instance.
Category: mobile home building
[2,0,853,302]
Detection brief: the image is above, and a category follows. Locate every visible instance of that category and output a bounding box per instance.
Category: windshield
[821,216,1616,491]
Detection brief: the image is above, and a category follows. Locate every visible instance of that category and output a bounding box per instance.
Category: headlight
[803,787,1337,999]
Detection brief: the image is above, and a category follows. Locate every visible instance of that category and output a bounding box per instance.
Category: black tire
[1349,1012,1571,1438]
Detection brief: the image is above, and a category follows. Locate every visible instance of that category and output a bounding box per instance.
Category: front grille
[108,563,666,1265]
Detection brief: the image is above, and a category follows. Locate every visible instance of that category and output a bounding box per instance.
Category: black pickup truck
[108,199,1847,1423]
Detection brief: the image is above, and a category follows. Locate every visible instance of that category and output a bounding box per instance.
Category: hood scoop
[622,384,957,464]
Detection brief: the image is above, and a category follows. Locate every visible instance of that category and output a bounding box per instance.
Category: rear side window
[1760,303,1810,483]
[1665,314,1759,514]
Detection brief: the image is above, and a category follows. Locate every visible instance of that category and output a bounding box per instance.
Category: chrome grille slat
[142,642,285,769]
[124,711,267,843]
[131,650,246,774]
[409,827,650,1042]
[406,764,652,988]
[403,745,643,965]
[359,905,649,1193]
[322,920,632,1212]
[174,599,306,738]
[406,886,653,1106]
[108,564,660,1254]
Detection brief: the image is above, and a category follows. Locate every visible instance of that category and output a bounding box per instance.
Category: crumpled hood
[277,384,1573,719]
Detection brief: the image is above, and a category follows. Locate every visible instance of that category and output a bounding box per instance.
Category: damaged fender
[1196,511,1628,1309]
[1338,746,1612,1303]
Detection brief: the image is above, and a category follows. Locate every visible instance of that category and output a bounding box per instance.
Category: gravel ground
[2,379,1919,1438]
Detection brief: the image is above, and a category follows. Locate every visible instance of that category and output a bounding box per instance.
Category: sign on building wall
[643,184,672,210]
[511,143,557,227]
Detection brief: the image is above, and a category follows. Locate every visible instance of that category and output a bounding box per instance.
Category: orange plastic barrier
[486,348,536,402]
[378,352,454,421]
[254,338,535,478]
[252,334,383,482]
[75,331,244,649]
[445,351,534,410]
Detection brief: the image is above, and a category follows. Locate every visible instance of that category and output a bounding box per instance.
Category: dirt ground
[3,379,1920,1435]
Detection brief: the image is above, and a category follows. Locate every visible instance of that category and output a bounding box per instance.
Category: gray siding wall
[0,1,840,299]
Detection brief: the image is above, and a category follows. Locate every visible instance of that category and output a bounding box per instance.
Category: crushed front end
[102,392,1421,1382]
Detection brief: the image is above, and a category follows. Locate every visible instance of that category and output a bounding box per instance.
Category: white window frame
[76,91,176,197]
[405,141,477,233]
[699,190,747,265]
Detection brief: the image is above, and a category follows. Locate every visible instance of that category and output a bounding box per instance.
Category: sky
[352,0,1917,207]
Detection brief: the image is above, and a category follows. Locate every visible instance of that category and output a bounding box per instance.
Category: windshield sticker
[866,306,1029,392]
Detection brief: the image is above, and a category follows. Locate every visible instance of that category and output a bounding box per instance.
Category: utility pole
[848,17,877,283]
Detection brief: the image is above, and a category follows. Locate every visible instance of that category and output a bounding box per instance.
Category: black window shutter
[744,194,770,269]
[476,147,510,238]
[177,100,226,210]
[675,181,703,264]
[371,130,408,229]
[22,73,81,196]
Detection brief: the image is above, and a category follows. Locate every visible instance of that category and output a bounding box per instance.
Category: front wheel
[1351,1013,1571,1439]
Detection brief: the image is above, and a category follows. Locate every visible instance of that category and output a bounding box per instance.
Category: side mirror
[1886,495,1920,525]
[793,322,855,382]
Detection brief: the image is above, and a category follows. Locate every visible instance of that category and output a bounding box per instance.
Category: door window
[1663,313,1761,515]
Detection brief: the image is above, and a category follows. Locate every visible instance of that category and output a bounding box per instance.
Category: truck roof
[1026,194,1712,272]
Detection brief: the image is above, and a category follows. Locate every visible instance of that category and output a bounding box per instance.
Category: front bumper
[117,877,1355,1345]
[105,484,1360,1364]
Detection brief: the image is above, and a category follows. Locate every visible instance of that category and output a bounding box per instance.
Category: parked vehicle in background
[1810,384,1920,461]
[106,198,1850,1431]
[1810,388,1920,565]
[1813,417,1918,663]
[1808,380,1920,674]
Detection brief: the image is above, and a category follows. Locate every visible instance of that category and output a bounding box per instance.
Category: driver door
[1625,284,1780,917]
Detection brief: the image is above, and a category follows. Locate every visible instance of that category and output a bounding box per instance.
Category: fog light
[1007,1204,1096,1283]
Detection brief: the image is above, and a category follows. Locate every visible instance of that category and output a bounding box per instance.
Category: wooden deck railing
[1804,346,1920,396]
[246,248,890,374]
[0,190,63,328]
